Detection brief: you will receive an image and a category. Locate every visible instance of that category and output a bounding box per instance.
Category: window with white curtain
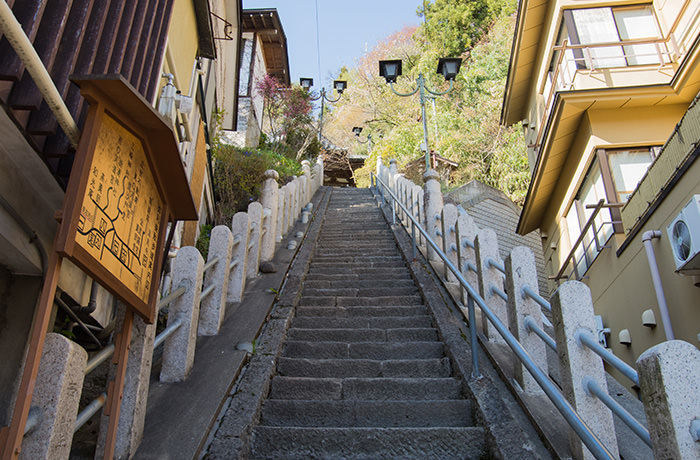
[562,4,663,69]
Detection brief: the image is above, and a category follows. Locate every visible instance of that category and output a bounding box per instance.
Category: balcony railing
[532,0,700,153]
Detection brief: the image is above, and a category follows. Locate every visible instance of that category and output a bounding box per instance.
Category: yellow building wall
[166,0,199,92]
[182,121,208,247]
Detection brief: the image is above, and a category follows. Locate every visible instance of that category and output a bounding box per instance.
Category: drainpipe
[642,230,674,340]
[0,1,80,148]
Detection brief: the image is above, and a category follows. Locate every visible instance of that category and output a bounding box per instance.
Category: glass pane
[614,6,662,65]
[608,149,653,201]
[571,8,626,68]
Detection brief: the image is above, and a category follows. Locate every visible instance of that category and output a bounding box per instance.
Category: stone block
[475,227,507,344]
[227,212,249,303]
[20,333,87,460]
[259,170,279,262]
[246,202,263,280]
[199,225,233,336]
[161,246,204,382]
[637,340,700,460]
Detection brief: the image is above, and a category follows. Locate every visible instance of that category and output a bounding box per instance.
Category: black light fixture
[437,58,462,81]
[352,126,363,137]
[378,59,403,83]
[299,77,313,90]
[333,80,347,94]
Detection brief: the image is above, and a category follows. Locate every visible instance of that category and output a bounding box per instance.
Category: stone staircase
[249,188,487,459]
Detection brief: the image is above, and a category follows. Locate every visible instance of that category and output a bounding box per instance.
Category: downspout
[0,2,80,148]
[642,230,674,340]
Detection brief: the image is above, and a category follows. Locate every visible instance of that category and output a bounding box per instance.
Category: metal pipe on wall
[642,230,674,340]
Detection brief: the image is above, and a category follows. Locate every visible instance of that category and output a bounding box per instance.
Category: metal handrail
[372,172,616,460]
[524,316,557,352]
[201,283,216,301]
[85,344,116,375]
[74,393,106,433]
[522,285,552,312]
[576,330,640,386]
[154,316,184,349]
[584,378,651,447]
[157,285,186,311]
[203,256,219,273]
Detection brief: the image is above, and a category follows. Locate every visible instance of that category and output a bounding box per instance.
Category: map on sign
[75,114,163,304]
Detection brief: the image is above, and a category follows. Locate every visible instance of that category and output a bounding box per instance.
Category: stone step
[301,286,419,298]
[306,267,411,277]
[276,357,451,378]
[303,279,415,289]
[282,341,445,360]
[290,315,433,330]
[311,255,403,262]
[304,273,411,282]
[250,426,486,460]
[268,377,464,401]
[287,328,438,342]
[298,295,423,307]
[295,305,428,318]
[260,399,474,427]
[310,261,408,270]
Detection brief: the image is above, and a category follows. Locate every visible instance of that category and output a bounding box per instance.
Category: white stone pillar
[276,184,286,242]
[301,160,312,203]
[161,246,204,383]
[475,227,507,344]
[246,202,263,279]
[423,169,443,262]
[284,183,293,235]
[198,225,233,336]
[637,340,700,460]
[20,333,86,460]
[456,208,479,304]
[95,305,155,460]
[259,170,279,263]
[376,156,383,178]
[416,185,425,247]
[228,212,249,302]
[551,281,619,460]
[441,203,459,283]
[388,159,398,194]
[505,246,546,394]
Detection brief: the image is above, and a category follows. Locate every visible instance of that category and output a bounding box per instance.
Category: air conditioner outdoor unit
[666,194,700,274]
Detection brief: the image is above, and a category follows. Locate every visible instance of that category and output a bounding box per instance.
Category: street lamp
[352,126,372,149]
[378,57,461,172]
[299,77,348,141]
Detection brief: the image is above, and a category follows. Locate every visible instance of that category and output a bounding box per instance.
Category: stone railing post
[637,340,700,460]
[198,225,233,336]
[389,159,398,193]
[95,304,155,460]
[316,156,324,189]
[283,182,293,235]
[246,202,263,279]
[20,333,86,460]
[551,281,619,460]
[301,160,312,203]
[475,227,507,343]
[228,211,249,302]
[441,203,459,284]
[456,208,479,305]
[259,170,279,263]
[376,156,383,178]
[423,169,443,262]
[276,184,286,242]
[505,246,546,394]
[414,184,424,247]
[161,246,203,382]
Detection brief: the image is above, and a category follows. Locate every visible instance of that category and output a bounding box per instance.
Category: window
[561,5,664,69]
[563,146,657,278]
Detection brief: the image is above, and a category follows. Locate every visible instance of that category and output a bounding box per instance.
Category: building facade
[502,0,700,382]
[0,0,242,455]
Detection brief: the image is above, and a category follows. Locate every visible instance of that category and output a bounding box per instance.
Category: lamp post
[378,58,461,172]
[300,78,347,142]
[352,126,372,152]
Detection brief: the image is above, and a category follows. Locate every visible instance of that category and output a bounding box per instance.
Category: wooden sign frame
[56,75,197,323]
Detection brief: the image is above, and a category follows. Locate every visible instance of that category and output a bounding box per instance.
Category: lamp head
[352,126,363,137]
[378,59,402,83]
[437,57,462,81]
[299,77,313,90]
[333,80,347,94]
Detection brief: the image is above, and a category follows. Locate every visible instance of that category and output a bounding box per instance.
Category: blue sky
[242,0,423,90]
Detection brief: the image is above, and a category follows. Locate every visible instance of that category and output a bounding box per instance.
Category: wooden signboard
[0,75,197,460]
[56,75,197,323]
